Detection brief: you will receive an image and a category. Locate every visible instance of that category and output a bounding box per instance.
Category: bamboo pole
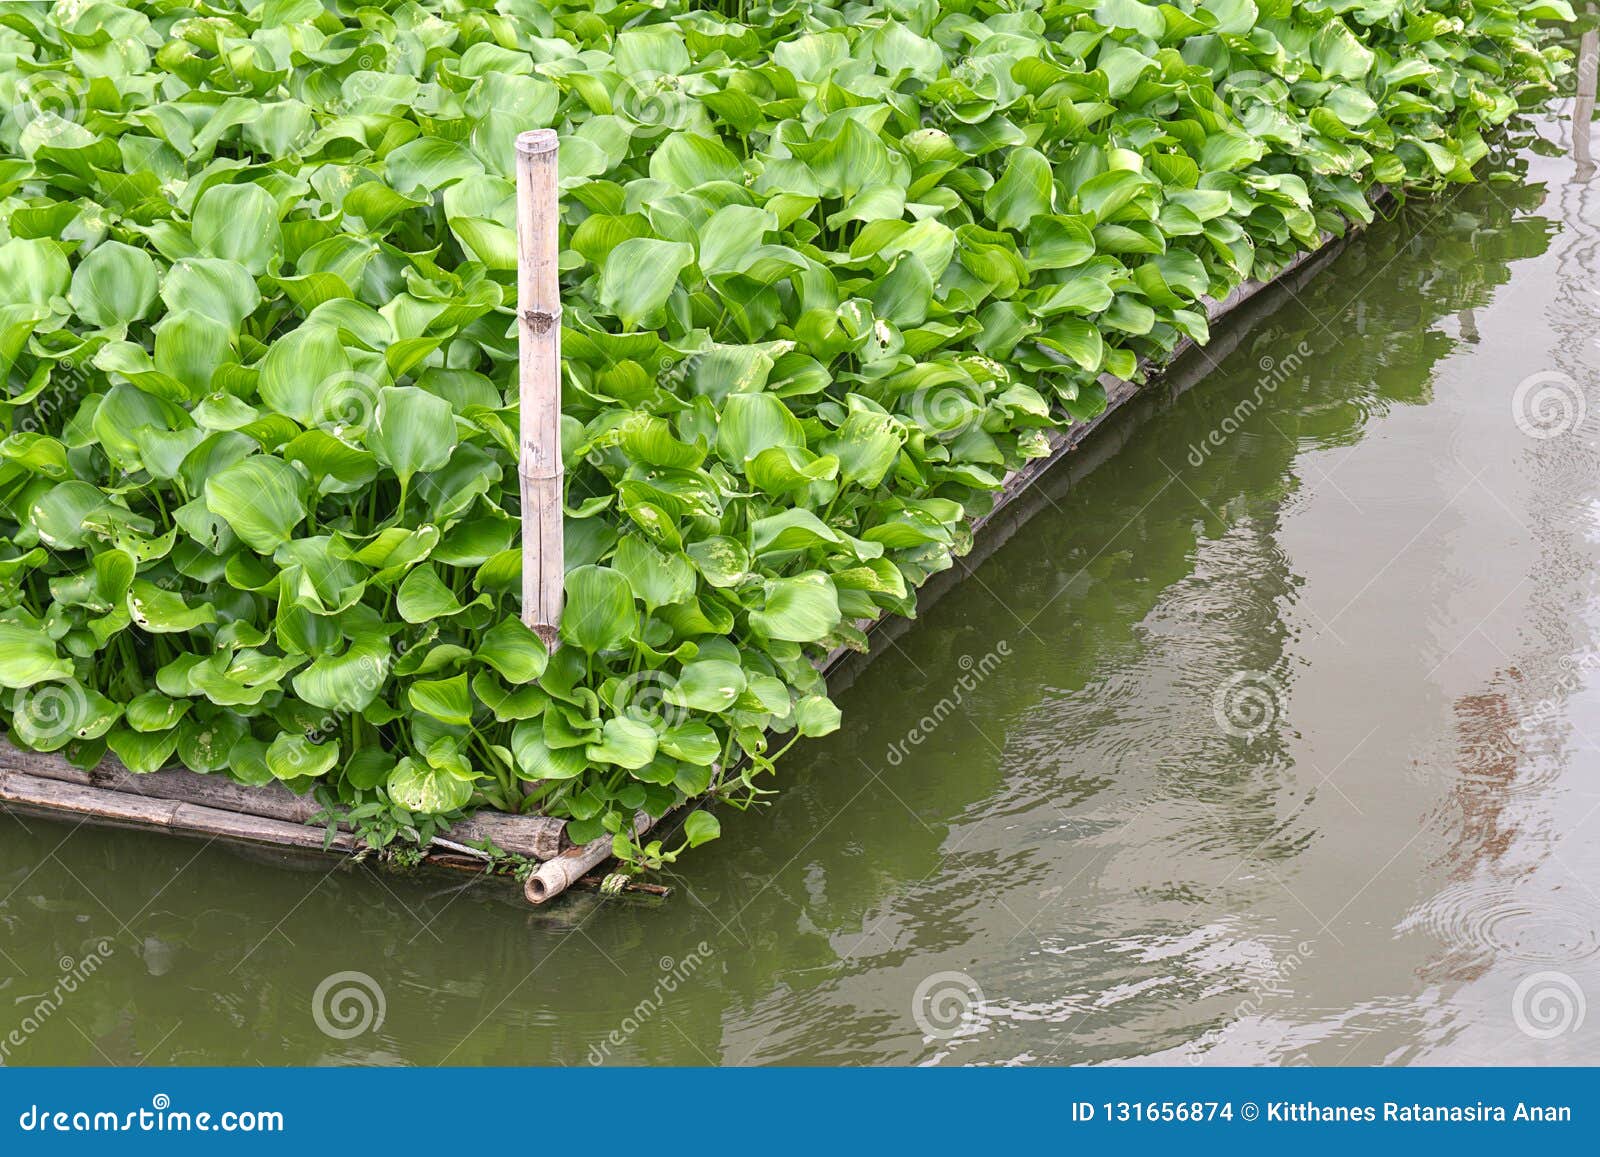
[1575,14,1597,181]
[516,129,564,648]
[526,811,651,904]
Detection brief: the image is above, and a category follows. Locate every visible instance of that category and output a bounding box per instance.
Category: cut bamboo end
[526,811,652,905]
[516,128,559,155]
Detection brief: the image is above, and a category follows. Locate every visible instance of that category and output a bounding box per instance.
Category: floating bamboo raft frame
[0,130,1379,906]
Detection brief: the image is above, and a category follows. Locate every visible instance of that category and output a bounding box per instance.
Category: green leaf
[204,456,307,552]
[396,563,468,623]
[683,810,721,847]
[265,733,339,780]
[70,242,159,328]
[748,574,841,643]
[125,691,191,733]
[409,674,474,726]
[191,182,282,274]
[126,580,217,633]
[750,509,843,556]
[984,147,1054,232]
[599,238,695,329]
[560,565,637,653]
[291,639,389,711]
[586,716,658,770]
[649,131,744,188]
[369,386,458,485]
[477,616,549,683]
[795,695,843,737]
[665,660,747,713]
[387,756,474,813]
[0,625,73,688]
[611,535,697,610]
[162,258,260,329]
[0,238,69,309]
[511,722,590,781]
[821,409,904,488]
[258,325,353,426]
[716,392,806,468]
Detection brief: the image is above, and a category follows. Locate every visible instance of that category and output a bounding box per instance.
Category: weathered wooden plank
[7,756,570,859]
[0,768,357,853]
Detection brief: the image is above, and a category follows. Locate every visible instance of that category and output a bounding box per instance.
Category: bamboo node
[522,307,562,335]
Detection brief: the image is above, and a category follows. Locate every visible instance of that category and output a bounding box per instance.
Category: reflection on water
[3,105,1600,1067]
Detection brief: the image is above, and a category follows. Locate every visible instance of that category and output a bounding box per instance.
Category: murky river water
[4,102,1600,1067]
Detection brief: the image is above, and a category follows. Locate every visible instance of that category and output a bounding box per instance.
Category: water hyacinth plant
[0,0,1569,866]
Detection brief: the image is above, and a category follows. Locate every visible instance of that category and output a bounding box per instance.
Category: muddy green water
[5,106,1600,1067]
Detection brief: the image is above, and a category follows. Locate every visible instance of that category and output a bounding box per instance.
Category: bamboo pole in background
[1575,12,1597,181]
[516,129,564,648]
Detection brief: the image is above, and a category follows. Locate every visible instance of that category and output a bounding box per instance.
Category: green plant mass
[0,0,1569,864]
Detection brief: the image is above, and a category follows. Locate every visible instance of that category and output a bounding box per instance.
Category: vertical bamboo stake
[517,129,563,649]
[1575,13,1597,181]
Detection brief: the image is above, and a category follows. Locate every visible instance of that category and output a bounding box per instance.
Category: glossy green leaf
[203,456,307,552]
[70,242,159,328]
[561,565,637,653]
[370,386,458,485]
